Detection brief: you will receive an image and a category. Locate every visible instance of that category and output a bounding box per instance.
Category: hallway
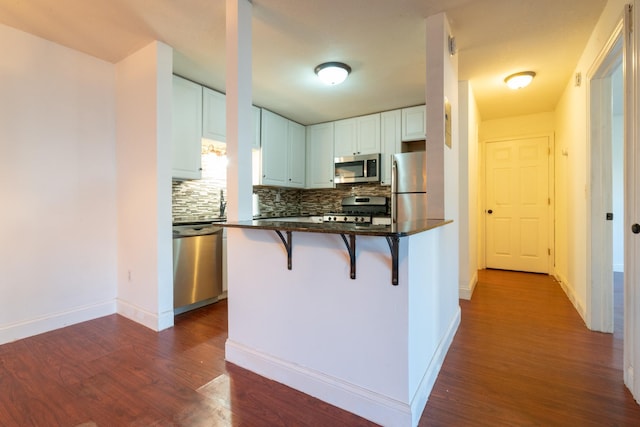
[423,269,639,425]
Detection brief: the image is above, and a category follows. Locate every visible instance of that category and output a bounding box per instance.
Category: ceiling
[0,0,608,125]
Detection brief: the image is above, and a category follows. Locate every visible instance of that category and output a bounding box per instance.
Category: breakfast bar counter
[220,217,451,236]
[219,219,451,286]
[222,215,459,426]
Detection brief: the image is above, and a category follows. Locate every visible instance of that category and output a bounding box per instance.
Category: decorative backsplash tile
[172,153,227,222]
[172,151,391,221]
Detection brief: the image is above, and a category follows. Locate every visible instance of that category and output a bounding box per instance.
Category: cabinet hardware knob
[487,209,493,214]
[632,223,640,234]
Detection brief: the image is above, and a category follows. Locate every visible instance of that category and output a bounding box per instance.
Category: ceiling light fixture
[504,71,536,90]
[315,62,351,85]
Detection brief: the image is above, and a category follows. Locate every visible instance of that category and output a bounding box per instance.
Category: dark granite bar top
[173,217,227,226]
[218,218,452,237]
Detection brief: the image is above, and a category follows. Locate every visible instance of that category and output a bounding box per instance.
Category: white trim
[0,299,116,345]
[586,18,623,333]
[408,306,461,426]
[116,299,173,332]
[226,308,461,427]
[459,270,478,300]
[554,272,587,325]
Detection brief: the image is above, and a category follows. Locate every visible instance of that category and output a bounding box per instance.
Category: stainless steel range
[323,196,389,224]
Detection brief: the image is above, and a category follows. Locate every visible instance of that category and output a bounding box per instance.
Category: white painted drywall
[554,0,627,321]
[115,41,174,331]
[458,81,481,299]
[0,23,117,344]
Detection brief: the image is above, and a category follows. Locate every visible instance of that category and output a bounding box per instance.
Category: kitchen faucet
[219,190,227,217]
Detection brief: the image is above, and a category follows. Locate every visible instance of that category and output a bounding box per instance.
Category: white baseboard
[117,299,174,331]
[459,271,478,300]
[553,272,587,324]
[225,308,461,427]
[0,299,116,345]
[409,305,461,426]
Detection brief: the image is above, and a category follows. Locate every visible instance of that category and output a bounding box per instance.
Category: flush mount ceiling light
[504,71,536,90]
[315,62,351,85]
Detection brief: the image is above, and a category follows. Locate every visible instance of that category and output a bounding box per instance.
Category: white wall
[554,0,626,320]
[480,112,555,141]
[115,41,174,331]
[458,81,480,299]
[0,24,118,344]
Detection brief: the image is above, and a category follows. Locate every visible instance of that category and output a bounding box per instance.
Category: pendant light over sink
[315,62,351,85]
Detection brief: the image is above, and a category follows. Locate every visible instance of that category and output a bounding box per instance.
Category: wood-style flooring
[423,269,639,426]
[0,269,638,426]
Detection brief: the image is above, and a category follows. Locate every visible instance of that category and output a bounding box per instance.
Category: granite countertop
[218,218,452,237]
[173,217,227,226]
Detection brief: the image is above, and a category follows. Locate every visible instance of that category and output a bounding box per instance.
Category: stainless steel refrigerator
[391,152,428,223]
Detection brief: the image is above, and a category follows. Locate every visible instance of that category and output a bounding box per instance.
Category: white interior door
[623,0,640,403]
[485,137,549,273]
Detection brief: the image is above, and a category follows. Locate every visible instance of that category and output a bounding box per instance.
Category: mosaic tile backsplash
[172,147,391,222]
[172,153,227,222]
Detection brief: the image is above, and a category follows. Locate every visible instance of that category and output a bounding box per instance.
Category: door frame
[480,134,555,273]
[586,21,623,333]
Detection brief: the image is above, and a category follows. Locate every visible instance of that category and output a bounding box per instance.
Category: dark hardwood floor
[422,269,639,426]
[1,269,638,426]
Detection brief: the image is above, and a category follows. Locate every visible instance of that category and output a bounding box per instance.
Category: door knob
[487,209,493,214]
[632,223,640,234]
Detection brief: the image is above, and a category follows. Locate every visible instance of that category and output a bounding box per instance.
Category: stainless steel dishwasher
[172,223,223,313]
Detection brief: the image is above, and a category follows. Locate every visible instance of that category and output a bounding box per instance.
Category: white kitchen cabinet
[260,110,288,186]
[401,105,426,141]
[252,106,261,150]
[172,75,202,180]
[380,109,401,186]
[287,121,306,187]
[202,87,226,142]
[306,122,335,189]
[334,113,381,157]
[260,109,305,187]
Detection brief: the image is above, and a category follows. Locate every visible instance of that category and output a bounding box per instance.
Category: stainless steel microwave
[334,153,381,184]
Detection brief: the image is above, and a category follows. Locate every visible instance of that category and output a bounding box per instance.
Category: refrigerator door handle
[391,157,397,224]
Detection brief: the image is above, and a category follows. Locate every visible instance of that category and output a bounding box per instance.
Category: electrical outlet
[275,191,281,202]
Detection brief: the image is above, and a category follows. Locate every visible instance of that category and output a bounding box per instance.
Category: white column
[226,0,253,221]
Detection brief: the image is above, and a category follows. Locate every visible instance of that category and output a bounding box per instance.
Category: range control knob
[343,216,348,221]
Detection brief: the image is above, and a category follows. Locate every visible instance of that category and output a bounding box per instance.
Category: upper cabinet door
[401,105,426,141]
[334,118,357,158]
[306,122,335,189]
[260,110,289,186]
[172,75,202,180]
[357,113,381,154]
[334,113,381,157]
[202,87,226,142]
[380,110,401,186]
[287,121,306,188]
[252,106,261,150]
